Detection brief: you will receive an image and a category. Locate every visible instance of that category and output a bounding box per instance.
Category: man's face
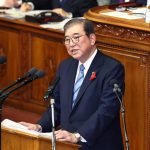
[64,24,96,63]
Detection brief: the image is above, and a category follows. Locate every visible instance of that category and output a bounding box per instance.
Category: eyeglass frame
[63,34,87,45]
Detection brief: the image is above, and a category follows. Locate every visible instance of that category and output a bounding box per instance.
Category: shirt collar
[78,49,98,76]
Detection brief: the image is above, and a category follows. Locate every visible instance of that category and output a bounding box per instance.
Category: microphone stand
[44,87,56,150]
[0,67,37,96]
[113,88,130,150]
[0,70,44,150]
[44,77,60,150]
[50,98,56,150]
[0,82,30,150]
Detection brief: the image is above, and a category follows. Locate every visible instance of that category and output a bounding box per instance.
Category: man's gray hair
[64,19,95,36]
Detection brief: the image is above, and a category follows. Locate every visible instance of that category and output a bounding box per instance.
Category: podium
[1,127,80,150]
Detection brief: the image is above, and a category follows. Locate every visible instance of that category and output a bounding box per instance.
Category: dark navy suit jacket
[135,0,147,5]
[38,50,125,150]
[110,0,147,5]
[23,0,98,17]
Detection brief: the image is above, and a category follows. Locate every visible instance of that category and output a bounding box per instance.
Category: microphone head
[25,67,38,77]
[109,79,120,88]
[110,79,122,93]
[33,70,45,80]
[17,67,38,82]
[44,76,60,100]
[0,56,6,64]
[109,79,118,86]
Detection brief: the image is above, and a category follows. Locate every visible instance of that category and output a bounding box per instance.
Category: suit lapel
[71,51,104,110]
[65,60,78,113]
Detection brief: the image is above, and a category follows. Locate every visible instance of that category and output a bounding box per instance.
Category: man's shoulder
[59,57,78,68]
[97,50,122,65]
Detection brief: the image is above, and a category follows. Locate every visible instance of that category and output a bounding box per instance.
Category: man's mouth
[71,49,78,54]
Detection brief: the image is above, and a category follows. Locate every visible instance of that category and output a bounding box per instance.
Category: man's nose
[69,39,76,46]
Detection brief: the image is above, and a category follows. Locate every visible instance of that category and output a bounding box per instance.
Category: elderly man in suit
[20,0,98,17]
[20,18,125,150]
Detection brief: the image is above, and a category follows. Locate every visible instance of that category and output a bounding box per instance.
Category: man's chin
[72,55,80,60]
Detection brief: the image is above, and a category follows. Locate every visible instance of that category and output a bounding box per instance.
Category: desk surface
[0,16,64,35]
[84,5,150,32]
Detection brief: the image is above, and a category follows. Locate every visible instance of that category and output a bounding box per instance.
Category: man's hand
[55,129,79,143]
[19,122,42,131]
[52,8,72,18]
[20,3,32,12]
[1,0,19,7]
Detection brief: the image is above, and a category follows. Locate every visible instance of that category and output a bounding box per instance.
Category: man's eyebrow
[65,33,80,37]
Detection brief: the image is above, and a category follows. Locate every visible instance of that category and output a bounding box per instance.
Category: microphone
[110,79,124,111]
[44,76,60,100]
[0,70,45,101]
[110,79,122,93]
[0,67,38,95]
[110,79,130,150]
[17,67,38,82]
[0,56,6,64]
[25,70,45,83]
[19,70,45,87]
[0,69,45,150]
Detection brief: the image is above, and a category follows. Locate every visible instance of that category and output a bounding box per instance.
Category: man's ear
[89,34,96,45]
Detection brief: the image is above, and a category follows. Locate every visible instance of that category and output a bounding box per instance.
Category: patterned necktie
[72,64,85,107]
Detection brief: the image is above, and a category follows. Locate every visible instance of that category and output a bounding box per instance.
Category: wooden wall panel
[98,45,148,150]
[0,20,69,113]
[29,34,68,106]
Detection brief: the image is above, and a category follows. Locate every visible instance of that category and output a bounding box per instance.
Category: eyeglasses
[64,34,86,45]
